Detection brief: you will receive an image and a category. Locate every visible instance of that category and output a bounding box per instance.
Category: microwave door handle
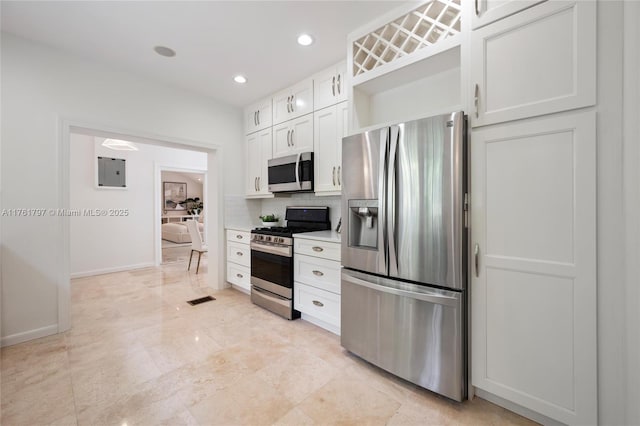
[295,152,302,189]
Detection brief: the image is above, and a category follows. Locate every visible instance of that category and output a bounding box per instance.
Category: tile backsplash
[224,193,341,230]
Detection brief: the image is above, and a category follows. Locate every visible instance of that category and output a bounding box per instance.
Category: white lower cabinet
[294,236,341,335]
[226,229,251,293]
[470,110,597,425]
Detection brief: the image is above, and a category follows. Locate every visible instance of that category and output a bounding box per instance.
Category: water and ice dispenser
[348,199,378,250]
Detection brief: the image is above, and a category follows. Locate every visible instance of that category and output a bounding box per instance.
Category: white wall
[69,134,206,277]
[0,33,243,345]
[623,2,640,424]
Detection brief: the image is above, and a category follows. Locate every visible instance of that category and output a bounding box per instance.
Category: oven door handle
[252,286,290,306]
[250,242,292,257]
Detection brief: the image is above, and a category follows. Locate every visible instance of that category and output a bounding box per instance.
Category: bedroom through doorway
[160,168,207,265]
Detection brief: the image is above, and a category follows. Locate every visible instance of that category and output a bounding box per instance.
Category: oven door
[250,243,293,298]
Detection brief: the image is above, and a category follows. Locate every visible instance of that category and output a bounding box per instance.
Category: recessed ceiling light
[297,34,314,46]
[153,46,176,57]
[102,139,139,151]
[234,75,247,84]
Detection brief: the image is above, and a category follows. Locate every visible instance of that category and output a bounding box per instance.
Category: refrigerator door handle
[378,128,389,274]
[387,125,400,275]
[342,270,460,307]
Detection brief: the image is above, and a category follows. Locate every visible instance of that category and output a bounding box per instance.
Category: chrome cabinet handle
[286,96,291,113]
[291,95,295,112]
[236,235,243,239]
[474,84,480,119]
[254,177,258,191]
[474,244,480,277]
[312,270,324,277]
[254,111,257,126]
[337,74,341,94]
[337,166,341,186]
[332,76,336,96]
[312,300,324,307]
[237,251,243,256]
[475,0,479,15]
[312,246,324,252]
[286,130,290,146]
[257,177,260,191]
[332,166,336,186]
[257,110,260,125]
[290,129,294,146]
[236,273,243,278]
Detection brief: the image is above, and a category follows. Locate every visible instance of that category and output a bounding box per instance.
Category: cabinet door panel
[471,0,595,127]
[471,110,596,425]
[289,114,313,154]
[314,66,338,111]
[290,80,313,119]
[272,122,291,159]
[314,105,338,193]
[245,132,260,195]
[471,0,546,29]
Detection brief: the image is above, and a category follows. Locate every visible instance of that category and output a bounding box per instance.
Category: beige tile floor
[1,261,538,426]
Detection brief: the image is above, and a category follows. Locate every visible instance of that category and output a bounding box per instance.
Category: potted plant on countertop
[259,214,280,227]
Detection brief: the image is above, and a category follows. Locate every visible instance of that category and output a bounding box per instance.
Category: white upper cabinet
[471,0,546,29]
[245,128,272,198]
[470,0,596,127]
[314,102,348,195]
[244,97,272,135]
[273,79,314,125]
[313,61,347,111]
[272,114,313,158]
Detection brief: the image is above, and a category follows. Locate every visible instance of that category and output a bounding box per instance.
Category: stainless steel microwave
[267,152,314,193]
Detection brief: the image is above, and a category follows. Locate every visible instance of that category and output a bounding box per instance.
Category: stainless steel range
[250,206,330,319]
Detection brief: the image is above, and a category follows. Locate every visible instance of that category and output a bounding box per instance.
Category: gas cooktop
[251,207,331,237]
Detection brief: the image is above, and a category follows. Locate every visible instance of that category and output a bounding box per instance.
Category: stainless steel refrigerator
[341,111,467,401]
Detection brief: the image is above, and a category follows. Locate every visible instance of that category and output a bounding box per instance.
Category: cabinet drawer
[227,241,250,267]
[294,254,341,294]
[226,230,251,244]
[294,238,340,261]
[294,282,340,329]
[227,262,250,291]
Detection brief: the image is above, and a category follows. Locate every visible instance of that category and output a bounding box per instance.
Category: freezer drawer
[341,269,466,401]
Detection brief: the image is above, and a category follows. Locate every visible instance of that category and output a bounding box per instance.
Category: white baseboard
[301,313,340,336]
[70,262,155,279]
[1,324,58,347]
[229,283,249,295]
[474,388,563,426]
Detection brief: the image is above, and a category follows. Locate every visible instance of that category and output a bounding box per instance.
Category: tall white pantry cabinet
[468,1,597,425]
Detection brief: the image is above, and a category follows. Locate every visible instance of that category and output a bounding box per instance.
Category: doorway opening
[60,120,224,333]
[157,168,207,265]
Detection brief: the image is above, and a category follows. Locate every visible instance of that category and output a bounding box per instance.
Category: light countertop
[225,225,255,232]
[293,230,341,243]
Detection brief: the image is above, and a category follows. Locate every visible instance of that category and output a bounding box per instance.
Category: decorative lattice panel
[352,0,462,77]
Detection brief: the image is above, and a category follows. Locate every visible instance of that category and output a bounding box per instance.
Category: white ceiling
[1,1,410,107]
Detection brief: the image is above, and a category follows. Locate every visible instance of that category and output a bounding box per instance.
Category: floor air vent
[187,296,216,306]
